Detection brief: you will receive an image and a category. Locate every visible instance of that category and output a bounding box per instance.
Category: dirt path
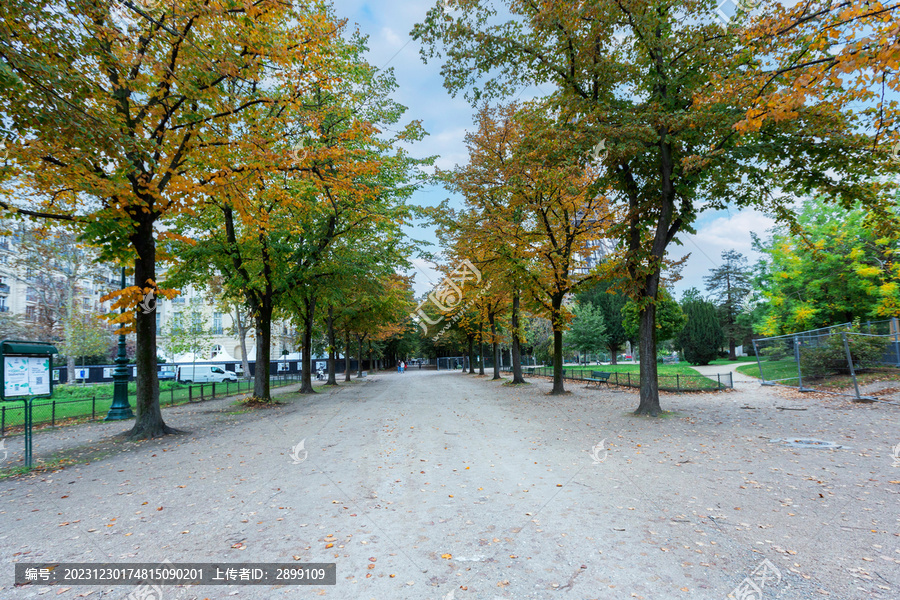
[1,370,897,600]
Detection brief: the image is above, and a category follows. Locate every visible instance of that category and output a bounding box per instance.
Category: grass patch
[527,364,728,391]
[0,377,299,435]
[737,360,797,384]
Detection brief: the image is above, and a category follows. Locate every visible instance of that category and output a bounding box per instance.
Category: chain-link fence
[751,318,900,401]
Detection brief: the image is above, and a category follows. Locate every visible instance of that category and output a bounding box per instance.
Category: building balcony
[0,283,9,295]
[0,306,8,312]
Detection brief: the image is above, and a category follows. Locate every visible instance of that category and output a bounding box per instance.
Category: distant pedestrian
[401,361,406,373]
[397,360,401,373]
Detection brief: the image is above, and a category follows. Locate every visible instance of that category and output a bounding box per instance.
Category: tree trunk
[609,342,619,365]
[66,355,75,385]
[128,225,177,438]
[234,304,251,380]
[634,301,661,416]
[357,335,365,377]
[326,306,337,385]
[550,296,566,394]
[467,335,475,374]
[728,337,736,361]
[299,295,316,394]
[489,312,501,380]
[511,293,525,384]
[478,335,485,375]
[367,342,374,374]
[344,328,352,382]
[252,302,273,401]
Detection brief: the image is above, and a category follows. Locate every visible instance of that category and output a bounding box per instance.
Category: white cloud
[669,209,775,298]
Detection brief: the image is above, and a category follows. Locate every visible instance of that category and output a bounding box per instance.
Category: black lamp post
[105,267,135,420]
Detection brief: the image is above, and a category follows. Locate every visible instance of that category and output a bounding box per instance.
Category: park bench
[525,367,535,376]
[584,371,612,387]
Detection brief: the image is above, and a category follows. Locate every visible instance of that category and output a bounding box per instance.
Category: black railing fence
[501,366,732,392]
[1,373,301,436]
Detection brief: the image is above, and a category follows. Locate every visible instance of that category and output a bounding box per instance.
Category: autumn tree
[439,103,609,393]
[413,0,899,415]
[166,28,425,400]
[0,0,343,437]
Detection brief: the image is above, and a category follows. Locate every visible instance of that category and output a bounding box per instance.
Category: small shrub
[799,329,889,378]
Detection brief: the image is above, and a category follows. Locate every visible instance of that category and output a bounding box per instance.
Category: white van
[178,364,238,383]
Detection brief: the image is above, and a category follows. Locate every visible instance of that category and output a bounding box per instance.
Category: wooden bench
[584,371,612,387]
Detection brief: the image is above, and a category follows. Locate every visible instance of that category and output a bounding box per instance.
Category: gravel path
[1,370,897,600]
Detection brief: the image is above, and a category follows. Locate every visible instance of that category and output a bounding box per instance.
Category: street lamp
[105,266,135,420]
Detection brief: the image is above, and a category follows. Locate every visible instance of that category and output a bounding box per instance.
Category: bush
[799,329,889,378]
[759,344,790,361]
[677,299,724,365]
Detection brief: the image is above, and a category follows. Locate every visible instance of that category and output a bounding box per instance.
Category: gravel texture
[1,368,897,600]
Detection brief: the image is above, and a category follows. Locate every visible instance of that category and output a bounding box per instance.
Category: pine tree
[704,250,752,359]
[677,300,724,366]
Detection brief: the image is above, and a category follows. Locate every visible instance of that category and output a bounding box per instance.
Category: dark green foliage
[576,280,628,362]
[704,250,752,359]
[623,288,686,342]
[677,300,724,365]
[799,327,890,378]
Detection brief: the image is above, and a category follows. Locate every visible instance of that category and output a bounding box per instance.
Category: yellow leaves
[855,265,880,279]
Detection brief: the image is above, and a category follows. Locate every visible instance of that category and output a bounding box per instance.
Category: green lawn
[524,363,729,391]
[0,375,299,434]
[706,358,757,366]
[736,359,798,384]
[737,359,900,391]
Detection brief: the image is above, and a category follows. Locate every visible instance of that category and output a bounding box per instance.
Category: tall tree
[439,103,609,393]
[1,0,342,437]
[704,250,752,359]
[413,0,898,416]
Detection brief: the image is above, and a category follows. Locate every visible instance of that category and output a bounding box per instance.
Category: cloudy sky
[332,0,778,299]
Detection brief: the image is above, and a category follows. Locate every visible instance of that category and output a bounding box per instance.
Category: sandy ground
[0,368,897,600]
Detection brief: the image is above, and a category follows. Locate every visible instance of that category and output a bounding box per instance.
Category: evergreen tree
[677,299,724,366]
[704,250,752,359]
[565,302,607,362]
[576,279,629,364]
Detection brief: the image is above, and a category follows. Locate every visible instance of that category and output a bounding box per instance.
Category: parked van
[178,364,238,383]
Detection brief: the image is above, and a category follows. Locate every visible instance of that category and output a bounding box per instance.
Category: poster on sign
[3,356,51,398]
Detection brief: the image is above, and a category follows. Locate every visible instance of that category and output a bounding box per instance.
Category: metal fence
[751,318,900,401]
[0,373,301,437]
[501,366,733,392]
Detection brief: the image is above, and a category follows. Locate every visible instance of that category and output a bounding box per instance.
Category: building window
[0,297,7,312]
[25,305,36,321]
[156,312,162,334]
[212,312,223,335]
[26,286,37,303]
[191,312,202,333]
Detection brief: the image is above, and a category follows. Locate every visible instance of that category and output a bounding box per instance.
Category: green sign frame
[1,340,57,402]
